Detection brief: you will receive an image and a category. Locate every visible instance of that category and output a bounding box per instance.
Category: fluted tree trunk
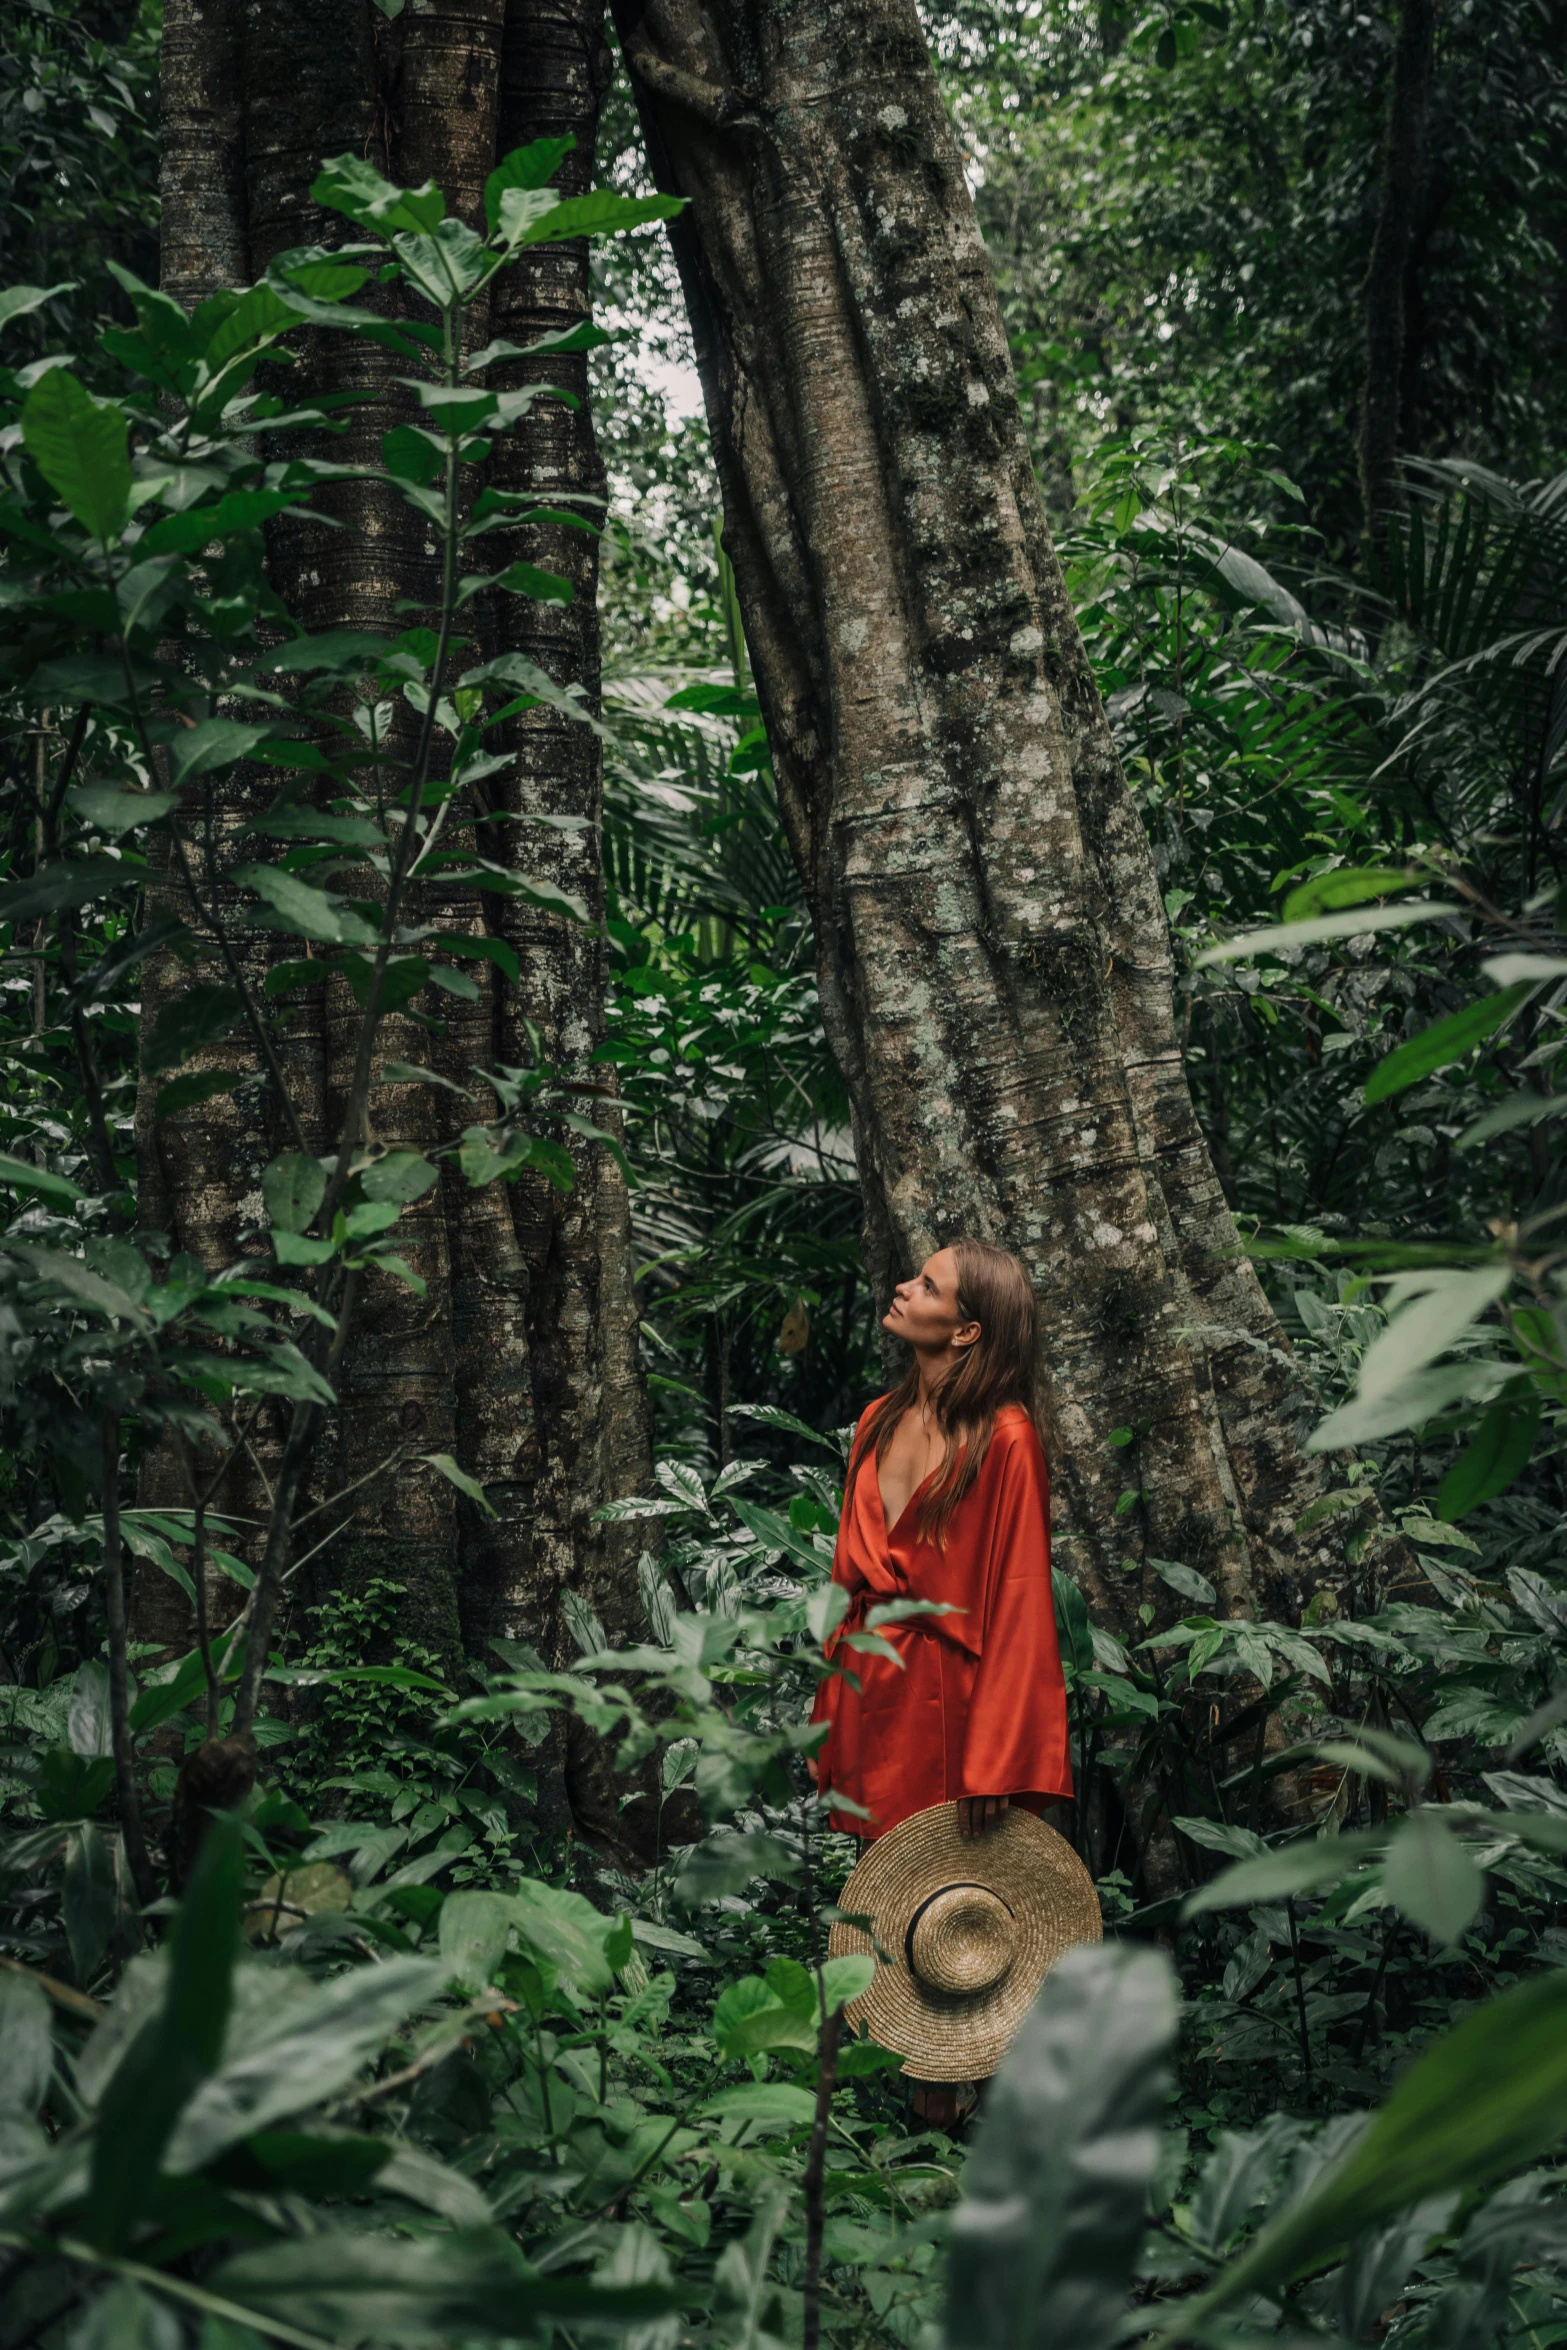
[610,0,1384,1650]
[144,0,653,1856]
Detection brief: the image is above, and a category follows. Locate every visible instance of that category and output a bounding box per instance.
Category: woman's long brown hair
[844,1238,1039,1546]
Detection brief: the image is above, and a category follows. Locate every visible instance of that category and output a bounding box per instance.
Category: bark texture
[611,0,1383,1647]
[1358,0,1438,558]
[145,0,656,1858]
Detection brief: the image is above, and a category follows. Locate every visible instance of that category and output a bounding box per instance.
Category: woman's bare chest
[877,1407,943,1529]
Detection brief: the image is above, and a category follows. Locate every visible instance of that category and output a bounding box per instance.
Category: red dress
[810,1399,1072,1838]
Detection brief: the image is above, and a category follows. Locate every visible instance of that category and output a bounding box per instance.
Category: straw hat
[828,1803,1102,2081]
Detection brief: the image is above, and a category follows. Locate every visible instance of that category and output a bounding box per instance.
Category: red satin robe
[810,1399,1072,1839]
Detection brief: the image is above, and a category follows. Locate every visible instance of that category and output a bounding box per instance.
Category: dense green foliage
[0,3,1565,2348]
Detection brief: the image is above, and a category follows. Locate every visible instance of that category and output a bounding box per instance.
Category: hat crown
[907,1882,1016,1996]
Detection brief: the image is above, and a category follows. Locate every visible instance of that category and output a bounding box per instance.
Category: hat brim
[828,1802,1101,2081]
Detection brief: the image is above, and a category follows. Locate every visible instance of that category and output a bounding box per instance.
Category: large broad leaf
[1170,1968,1567,2332]
[439,1890,513,1993]
[508,1880,622,1997]
[169,719,274,785]
[1379,1810,1485,1944]
[261,1152,326,1236]
[64,1823,117,1984]
[0,1150,83,1206]
[1194,900,1462,966]
[212,2228,679,2342]
[144,982,246,1076]
[945,1943,1179,2350]
[0,1970,52,2116]
[1352,1267,1513,1407]
[1363,984,1532,1105]
[165,1955,444,2171]
[1437,1392,1542,1519]
[0,858,126,925]
[505,188,684,246]
[88,1816,244,2249]
[0,282,75,333]
[20,368,132,540]
[232,863,379,946]
[484,136,575,230]
[1182,1831,1386,1916]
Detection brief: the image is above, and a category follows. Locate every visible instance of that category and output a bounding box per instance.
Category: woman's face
[882,1248,979,1356]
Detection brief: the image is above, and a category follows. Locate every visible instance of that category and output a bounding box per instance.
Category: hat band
[904,1881,1017,1996]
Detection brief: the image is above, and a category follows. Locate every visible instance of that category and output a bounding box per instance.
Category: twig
[100,1417,158,1908]
[0,1953,104,2022]
[1286,1895,1313,2081]
[291,1446,410,1534]
[802,2005,843,2350]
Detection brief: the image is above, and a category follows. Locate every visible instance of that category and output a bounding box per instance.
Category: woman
[810,1238,1071,1846]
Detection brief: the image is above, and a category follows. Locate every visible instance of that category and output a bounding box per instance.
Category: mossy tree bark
[611,0,1383,1658]
[145,0,654,1858]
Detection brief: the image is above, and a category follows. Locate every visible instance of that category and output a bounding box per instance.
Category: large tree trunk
[609,0,1381,1651]
[1358,0,1437,560]
[144,0,654,1859]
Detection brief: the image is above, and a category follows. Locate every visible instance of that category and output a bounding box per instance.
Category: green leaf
[21,368,132,540]
[139,489,303,556]
[1353,1266,1512,1406]
[1457,1090,1567,1150]
[232,864,379,946]
[167,1955,444,2172]
[68,1660,113,1758]
[212,2229,677,2340]
[439,1889,513,1992]
[1182,1831,1386,1916]
[1379,1810,1484,1945]
[311,154,446,237]
[64,1822,117,1985]
[67,785,179,836]
[1171,1969,1567,2332]
[0,282,75,332]
[262,1152,326,1236]
[672,1829,802,1907]
[1437,1393,1542,1519]
[484,137,576,232]
[36,1746,115,1822]
[144,983,246,1076]
[360,1150,439,1204]
[220,2129,390,2200]
[700,2082,818,2132]
[495,187,562,249]
[506,188,686,247]
[947,1944,1179,2350]
[712,1977,819,2059]
[0,1968,53,2114]
[0,1150,84,1206]
[2,1242,146,1324]
[70,2282,181,2350]
[156,1069,244,1118]
[496,560,574,604]
[1194,901,1462,967]
[1364,984,1532,1105]
[88,1816,244,2250]
[200,283,306,372]
[169,719,273,785]
[0,857,127,924]
[420,1452,496,1518]
[1280,867,1422,922]
[1150,1557,1217,1607]
[509,1879,623,1996]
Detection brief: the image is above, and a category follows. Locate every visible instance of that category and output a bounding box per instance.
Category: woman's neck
[914,1353,957,1415]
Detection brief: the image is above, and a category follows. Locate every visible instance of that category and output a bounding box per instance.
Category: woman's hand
[957,1794,1010,1837]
